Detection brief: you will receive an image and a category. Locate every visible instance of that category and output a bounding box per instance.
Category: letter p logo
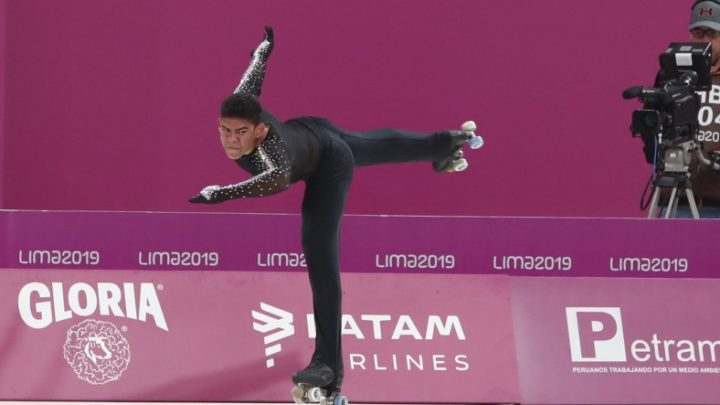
[566,307,626,362]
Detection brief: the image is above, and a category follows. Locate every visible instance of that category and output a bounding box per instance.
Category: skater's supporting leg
[292,362,336,387]
[299,138,353,388]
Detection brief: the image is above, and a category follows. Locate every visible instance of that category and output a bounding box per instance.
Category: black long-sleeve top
[208,29,327,202]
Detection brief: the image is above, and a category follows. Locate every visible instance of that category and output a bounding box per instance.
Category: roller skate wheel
[461,120,477,132]
[469,135,484,149]
[334,395,349,405]
[307,387,323,402]
[292,385,307,404]
[450,158,468,172]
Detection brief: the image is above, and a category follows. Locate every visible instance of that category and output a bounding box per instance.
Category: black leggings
[300,120,454,384]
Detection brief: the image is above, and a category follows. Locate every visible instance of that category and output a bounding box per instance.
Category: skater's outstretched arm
[188,140,291,204]
[234,26,274,97]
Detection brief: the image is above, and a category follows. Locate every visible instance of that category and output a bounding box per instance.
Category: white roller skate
[291,363,348,405]
[433,120,484,173]
[291,385,348,405]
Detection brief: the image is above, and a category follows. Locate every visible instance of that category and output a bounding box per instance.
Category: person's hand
[189,185,222,204]
[263,26,274,46]
[252,26,274,59]
[709,151,720,170]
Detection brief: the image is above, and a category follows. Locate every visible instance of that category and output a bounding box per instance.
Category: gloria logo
[252,302,295,368]
[17,281,167,384]
[18,282,168,330]
[566,307,626,362]
[63,319,131,384]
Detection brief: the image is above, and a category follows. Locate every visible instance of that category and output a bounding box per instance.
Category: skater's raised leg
[312,119,481,172]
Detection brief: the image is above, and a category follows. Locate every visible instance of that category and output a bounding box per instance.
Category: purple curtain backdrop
[2,0,693,216]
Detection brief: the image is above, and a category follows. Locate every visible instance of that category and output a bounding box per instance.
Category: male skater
[189,27,478,399]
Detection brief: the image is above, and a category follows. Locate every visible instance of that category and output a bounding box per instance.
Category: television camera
[623,42,715,218]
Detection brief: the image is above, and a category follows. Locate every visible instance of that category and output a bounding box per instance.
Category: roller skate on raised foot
[291,363,348,405]
[433,120,484,173]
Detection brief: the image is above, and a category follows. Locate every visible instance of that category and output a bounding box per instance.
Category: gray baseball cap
[690,1,720,31]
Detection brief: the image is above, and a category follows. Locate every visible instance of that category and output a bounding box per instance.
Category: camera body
[624,43,712,161]
[630,79,700,141]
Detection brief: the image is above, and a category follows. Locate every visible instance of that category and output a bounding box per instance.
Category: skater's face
[218,117,268,159]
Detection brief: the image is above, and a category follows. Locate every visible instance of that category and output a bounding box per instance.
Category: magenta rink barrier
[511,277,720,405]
[0,210,714,278]
[0,270,519,403]
[2,210,719,404]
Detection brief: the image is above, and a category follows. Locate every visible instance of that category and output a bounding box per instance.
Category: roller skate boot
[291,362,348,405]
[432,120,484,173]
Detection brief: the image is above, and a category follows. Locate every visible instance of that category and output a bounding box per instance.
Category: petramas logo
[566,307,626,362]
[252,302,295,368]
[566,307,720,365]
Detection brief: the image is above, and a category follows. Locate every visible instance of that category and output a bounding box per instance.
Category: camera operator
[680,0,720,217]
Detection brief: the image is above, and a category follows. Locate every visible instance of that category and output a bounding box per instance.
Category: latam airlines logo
[18,282,167,384]
[252,303,468,371]
[252,303,295,367]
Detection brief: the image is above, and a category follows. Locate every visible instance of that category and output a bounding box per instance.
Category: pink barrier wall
[3,210,720,403]
[1,210,713,279]
[512,277,720,405]
[2,0,692,217]
[0,270,520,403]
[0,0,5,207]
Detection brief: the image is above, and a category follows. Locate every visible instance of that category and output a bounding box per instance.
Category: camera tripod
[647,172,700,219]
[646,140,700,219]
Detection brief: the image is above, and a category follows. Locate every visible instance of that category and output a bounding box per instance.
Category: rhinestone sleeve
[213,134,291,200]
[233,29,273,97]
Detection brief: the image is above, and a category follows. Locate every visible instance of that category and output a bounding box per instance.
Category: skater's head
[690,0,720,65]
[220,93,263,124]
[218,93,268,159]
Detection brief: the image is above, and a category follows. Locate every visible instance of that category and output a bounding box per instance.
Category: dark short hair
[220,93,262,124]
